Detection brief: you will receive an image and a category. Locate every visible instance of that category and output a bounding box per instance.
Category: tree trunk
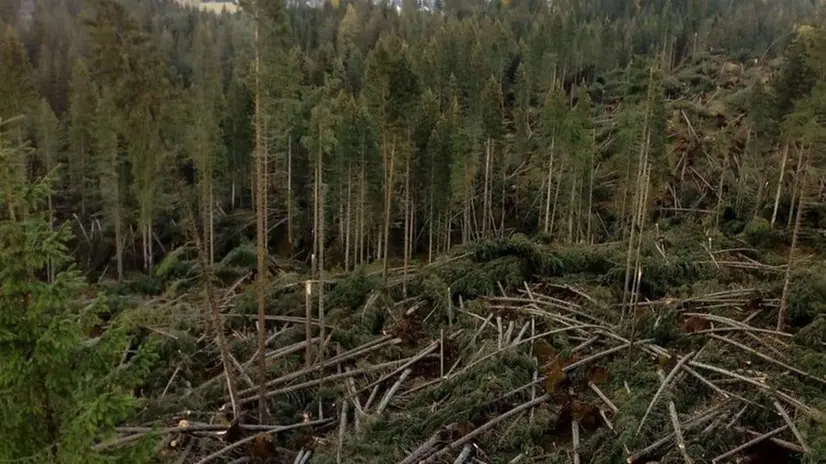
[359,155,366,265]
[483,137,491,237]
[778,150,808,331]
[403,153,410,297]
[550,162,563,238]
[253,11,269,424]
[428,167,434,264]
[382,138,395,286]
[189,205,239,418]
[587,131,595,243]
[318,175,326,362]
[787,145,804,229]
[544,137,556,234]
[770,144,788,228]
[345,159,352,272]
[288,134,293,251]
[567,175,577,244]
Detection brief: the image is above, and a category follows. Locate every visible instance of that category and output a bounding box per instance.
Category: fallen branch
[773,401,810,453]
[376,369,413,414]
[709,334,826,386]
[636,351,697,435]
[423,394,551,462]
[711,425,789,464]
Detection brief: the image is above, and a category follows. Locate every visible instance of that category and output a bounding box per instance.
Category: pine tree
[0,29,38,141]
[67,59,97,217]
[94,90,125,282]
[0,122,156,462]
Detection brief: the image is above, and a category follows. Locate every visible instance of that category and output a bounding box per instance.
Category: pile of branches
[97,235,826,463]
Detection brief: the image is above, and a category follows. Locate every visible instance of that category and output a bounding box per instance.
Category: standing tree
[0,121,156,462]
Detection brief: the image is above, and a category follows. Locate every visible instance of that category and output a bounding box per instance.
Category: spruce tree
[0,122,156,462]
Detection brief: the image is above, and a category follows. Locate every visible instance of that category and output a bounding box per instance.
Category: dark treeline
[1,0,823,282]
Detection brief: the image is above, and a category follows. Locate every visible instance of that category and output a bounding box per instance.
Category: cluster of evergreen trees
[1,0,822,282]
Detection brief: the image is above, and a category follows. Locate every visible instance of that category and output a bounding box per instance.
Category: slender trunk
[319,176,326,362]
[288,134,293,251]
[359,155,366,265]
[500,155,506,236]
[787,145,804,229]
[403,153,410,297]
[313,149,320,280]
[148,220,154,271]
[446,208,452,252]
[209,184,214,265]
[771,145,788,228]
[620,160,633,240]
[382,138,395,286]
[550,160,563,237]
[483,137,491,236]
[623,68,655,315]
[114,173,123,282]
[623,129,649,316]
[345,159,352,272]
[544,137,556,234]
[428,167,434,264]
[47,193,54,282]
[80,141,87,217]
[778,150,808,331]
[567,175,577,244]
[587,131,595,243]
[189,205,239,418]
[253,11,269,424]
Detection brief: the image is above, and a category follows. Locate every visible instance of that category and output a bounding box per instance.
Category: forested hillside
[2,0,826,462]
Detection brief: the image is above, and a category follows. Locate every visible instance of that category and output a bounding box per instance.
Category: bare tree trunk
[359,154,366,265]
[623,129,649,317]
[446,208,452,253]
[787,145,804,229]
[382,138,395,286]
[319,177,326,362]
[188,204,239,418]
[483,137,491,237]
[500,155,506,237]
[253,10,269,424]
[770,143,789,228]
[567,175,577,244]
[345,159,352,272]
[544,137,556,234]
[114,186,123,282]
[587,132,595,243]
[403,153,410,297]
[287,134,293,251]
[778,150,808,331]
[550,163,563,238]
[428,167,434,264]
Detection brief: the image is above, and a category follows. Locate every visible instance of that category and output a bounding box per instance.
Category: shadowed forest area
[2,0,826,462]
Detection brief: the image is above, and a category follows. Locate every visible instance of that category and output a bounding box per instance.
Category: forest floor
[93,53,826,463]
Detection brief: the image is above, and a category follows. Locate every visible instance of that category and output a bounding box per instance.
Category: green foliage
[787,267,826,327]
[0,132,156,461]
[326,266,379,311]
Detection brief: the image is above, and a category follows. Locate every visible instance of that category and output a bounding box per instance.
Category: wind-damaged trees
[363,36,420,286]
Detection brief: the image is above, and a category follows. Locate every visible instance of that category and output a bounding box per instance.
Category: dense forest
[3,0,826,462]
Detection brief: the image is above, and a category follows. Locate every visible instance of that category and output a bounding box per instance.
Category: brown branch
[711,425,789,464]
[422,395,550,462]
[194,419,332,464]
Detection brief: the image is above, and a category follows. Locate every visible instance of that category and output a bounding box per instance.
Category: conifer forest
[5,0,826,461]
